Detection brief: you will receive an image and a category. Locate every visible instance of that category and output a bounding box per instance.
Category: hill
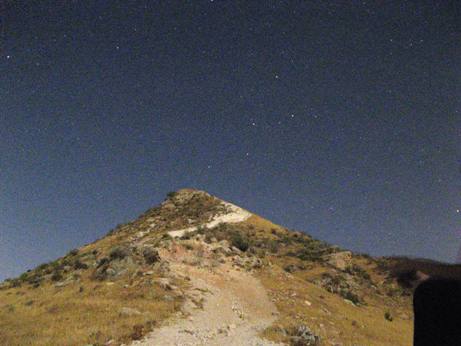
[0,189,415,345]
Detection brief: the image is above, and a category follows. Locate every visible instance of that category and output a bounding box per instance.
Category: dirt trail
[132,262,284,346]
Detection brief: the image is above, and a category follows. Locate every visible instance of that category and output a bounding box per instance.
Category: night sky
[1,1,460,280]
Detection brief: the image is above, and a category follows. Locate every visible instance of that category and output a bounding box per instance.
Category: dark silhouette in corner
[394,259,461,346]
[413,278,461,346]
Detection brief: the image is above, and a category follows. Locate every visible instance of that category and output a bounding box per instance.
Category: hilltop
[0,189,415,345]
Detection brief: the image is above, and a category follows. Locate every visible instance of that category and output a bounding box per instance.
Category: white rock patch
[168,202,252,238]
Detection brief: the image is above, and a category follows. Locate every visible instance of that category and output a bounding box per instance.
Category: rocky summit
[0,189,417,345]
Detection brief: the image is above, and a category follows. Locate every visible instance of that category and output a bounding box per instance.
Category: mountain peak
[166,188,213,203]
[0,189,416,346]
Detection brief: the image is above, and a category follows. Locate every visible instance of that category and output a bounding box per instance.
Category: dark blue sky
[0,1,460,280]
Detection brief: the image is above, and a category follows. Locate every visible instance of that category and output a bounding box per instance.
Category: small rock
[119,307,141,317]
[157,278,173,290]
[54,281,71,288]
[105,268,116,276]
[230,246,242,254]
[399,313,410,320]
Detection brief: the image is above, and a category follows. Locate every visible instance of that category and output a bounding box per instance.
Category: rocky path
[132,262,284,346]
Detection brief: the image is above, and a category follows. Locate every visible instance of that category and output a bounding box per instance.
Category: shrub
[295,249,323,262]
[143,248,160,264]
[345,264,371,281]
[340,290,362,305]
[9,279,21,288]
[268,240,280,253]
[166,191,177,199]
[49,260,62,270]
[195,226,206,235]
[131,324,145,340]
[73,259,89,270]
[384,311,393,321]
[161,233,172,240]
[96,257,109,268]
[68,248,79,256]
[180,233,192,240]
[230,232,249,252]
[109,246,130,260]
[287,325,321,346]
[284,264,297,273]
[51,271,63,282]
[36,263,49,272]
[386,286,405,297]
[321,273,364,305]
[279,234,293,245]
[26,274,43,287]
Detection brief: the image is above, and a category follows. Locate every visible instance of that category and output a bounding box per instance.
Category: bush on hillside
[109,246,130,260]
[51,271,63,282]
[68,248,79,256]
[340,290,362,305]
[230,232,249,252]
[384,311,393,321]
[268,240,281,253]
[345,264,371,281]
[166,191,177,199]
[73,259,89,270]
[143,248,160,264]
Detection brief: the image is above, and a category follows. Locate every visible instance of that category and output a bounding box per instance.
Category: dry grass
[228,217,414,345]
[0,271,184,345]
[258,260,413,346]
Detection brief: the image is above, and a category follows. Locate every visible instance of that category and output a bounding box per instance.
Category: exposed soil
[132,260,284,346]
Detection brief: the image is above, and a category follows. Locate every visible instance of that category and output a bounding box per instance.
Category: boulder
[325,251,352,270]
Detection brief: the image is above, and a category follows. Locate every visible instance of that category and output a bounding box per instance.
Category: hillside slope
[0,189,414,345]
